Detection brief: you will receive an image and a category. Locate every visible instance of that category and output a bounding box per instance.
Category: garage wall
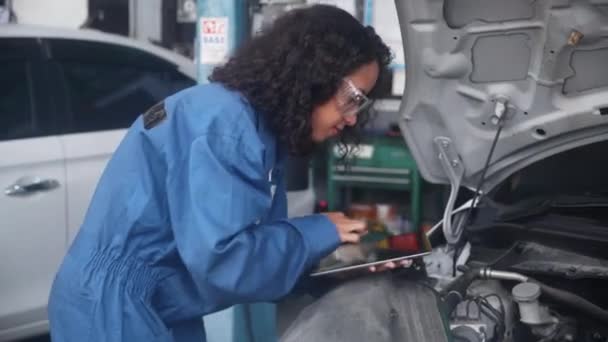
[13,0,87,28]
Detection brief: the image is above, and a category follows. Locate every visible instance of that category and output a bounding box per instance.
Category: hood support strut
[435,137,465,245]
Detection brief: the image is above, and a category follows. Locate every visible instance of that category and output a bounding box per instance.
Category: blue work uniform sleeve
[167,133,340,311]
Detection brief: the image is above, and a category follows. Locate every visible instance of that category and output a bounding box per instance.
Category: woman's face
[311,61,380,143]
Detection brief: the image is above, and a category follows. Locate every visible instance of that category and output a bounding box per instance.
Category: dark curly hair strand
[210,4,393,156]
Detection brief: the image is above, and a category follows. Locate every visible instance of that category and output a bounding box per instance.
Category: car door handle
[5,177,60,197]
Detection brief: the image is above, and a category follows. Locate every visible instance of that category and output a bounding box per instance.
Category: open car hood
[396,0,608,192]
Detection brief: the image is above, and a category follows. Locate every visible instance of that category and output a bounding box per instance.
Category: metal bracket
[435,137,465,244]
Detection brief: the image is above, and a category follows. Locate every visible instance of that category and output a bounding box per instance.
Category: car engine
[428,238,608,342]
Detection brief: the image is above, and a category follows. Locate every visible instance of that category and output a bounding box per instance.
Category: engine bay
[430,209,608,342]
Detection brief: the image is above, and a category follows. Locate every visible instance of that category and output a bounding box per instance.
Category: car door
[0,38,67,340]
[46,38,196,245]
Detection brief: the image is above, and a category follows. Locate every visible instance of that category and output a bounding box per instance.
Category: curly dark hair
[210,4,393,156]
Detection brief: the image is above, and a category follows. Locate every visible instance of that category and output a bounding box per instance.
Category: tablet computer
[310,227,432,277]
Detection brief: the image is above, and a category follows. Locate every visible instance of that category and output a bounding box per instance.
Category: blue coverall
[48,83,341,341]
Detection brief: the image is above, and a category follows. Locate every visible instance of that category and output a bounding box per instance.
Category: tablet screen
[311,223,432,277]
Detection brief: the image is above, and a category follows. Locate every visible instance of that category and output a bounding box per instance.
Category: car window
[49,39,196,133]
[0,39,39,141]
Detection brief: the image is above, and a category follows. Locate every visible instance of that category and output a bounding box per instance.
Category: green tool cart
[327,135,422,231]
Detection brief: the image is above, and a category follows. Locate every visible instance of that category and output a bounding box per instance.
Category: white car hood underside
[396,0,608,191]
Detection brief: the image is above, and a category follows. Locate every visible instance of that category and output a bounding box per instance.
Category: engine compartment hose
[441,266,608,323]
[440,267,481,314]
[478,268,529,283]
[479,267,608,325]
[536,282,608,324]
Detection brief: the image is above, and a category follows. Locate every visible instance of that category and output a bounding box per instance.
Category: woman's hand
[369,259,413,272]
[323,212,368,243]
[323,212,414,273]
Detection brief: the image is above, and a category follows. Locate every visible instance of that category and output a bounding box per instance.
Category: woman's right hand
[323,212,367,243]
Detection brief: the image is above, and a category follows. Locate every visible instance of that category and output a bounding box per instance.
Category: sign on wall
[199,16,229,64]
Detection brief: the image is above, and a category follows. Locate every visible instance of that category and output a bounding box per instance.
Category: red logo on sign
[202,19,225,34]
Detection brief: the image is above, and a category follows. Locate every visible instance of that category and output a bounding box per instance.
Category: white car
[0,25,190,341]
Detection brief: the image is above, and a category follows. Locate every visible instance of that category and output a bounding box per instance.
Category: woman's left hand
[369,259,413,272]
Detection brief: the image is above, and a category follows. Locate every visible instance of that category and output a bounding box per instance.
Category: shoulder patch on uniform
[143,101,167,129]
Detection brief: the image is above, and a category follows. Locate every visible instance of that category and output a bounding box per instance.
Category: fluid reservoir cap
[512,282,541,302]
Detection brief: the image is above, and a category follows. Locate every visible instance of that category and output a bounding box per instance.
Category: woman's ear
[367,65,393,99]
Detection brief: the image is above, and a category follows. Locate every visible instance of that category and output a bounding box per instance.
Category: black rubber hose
[533,280,608,324]
[441,267,608,324]
[441,268,481,314]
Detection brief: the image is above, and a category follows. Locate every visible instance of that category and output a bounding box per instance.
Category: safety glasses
[336,78,373,118]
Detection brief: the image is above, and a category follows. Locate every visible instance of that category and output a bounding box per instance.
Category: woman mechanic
[49,4,395,341]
